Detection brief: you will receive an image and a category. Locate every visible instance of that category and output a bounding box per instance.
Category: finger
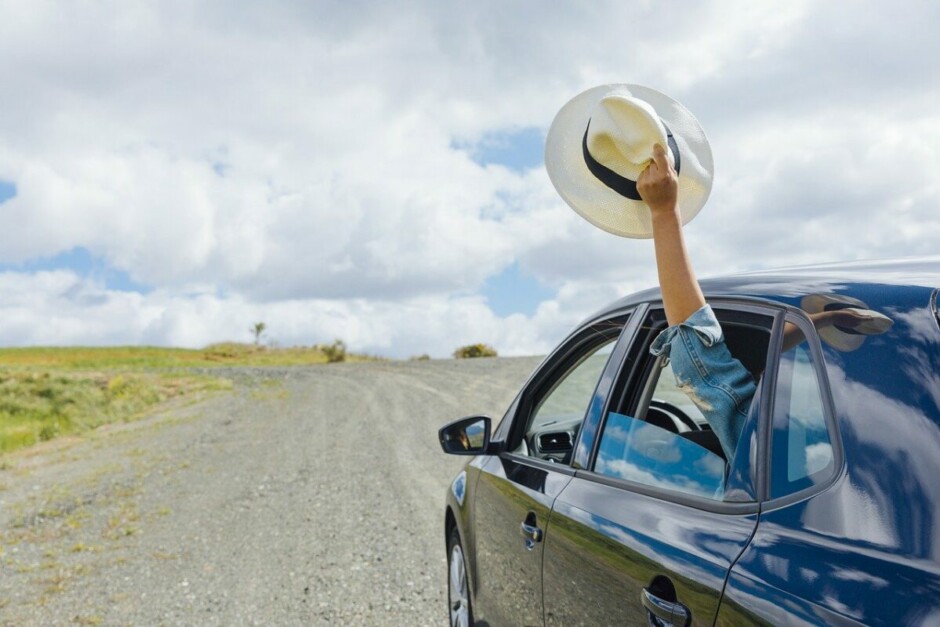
[651,143,668,170]
[638,159,655,183]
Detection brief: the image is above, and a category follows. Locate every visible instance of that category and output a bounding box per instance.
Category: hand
[637,143,678,216]
[813,308,875,330]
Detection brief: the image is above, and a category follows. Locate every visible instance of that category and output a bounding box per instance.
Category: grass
[0,342,377,370]
[0,370,229,453]
[0,342,379,455]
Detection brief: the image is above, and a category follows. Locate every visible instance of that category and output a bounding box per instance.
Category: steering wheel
[649,399,700,432]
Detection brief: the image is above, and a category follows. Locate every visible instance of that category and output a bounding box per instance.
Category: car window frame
[931,287,940,333]
[569,305,647,470]
[760,309,846,511]
[574,298,792,515]
[495,308,638,474]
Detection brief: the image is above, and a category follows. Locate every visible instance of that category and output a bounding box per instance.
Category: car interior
[633,318,772,462]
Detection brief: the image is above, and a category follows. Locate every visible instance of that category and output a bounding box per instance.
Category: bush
[453,343,498,359]
[321,339,347,363]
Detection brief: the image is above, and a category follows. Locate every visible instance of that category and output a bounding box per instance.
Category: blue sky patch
[455,126,545,172]
[0,180,16,204]
[0,246,152,294]
[482,262,554,317]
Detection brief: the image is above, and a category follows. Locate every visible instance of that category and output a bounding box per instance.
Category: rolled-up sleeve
[650,305,756,460]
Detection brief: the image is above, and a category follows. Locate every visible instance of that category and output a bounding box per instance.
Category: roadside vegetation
[0,370,228,453]
[0,341,373,370]
[453,343,498,359]
[0,340,376,455]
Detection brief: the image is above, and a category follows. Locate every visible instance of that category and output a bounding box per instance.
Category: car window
[770,320,834,498]
[596,411,726,499]
[593,307,772,502]
[514,333,619,461]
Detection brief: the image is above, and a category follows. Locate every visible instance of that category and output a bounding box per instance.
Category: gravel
[0,357,542,626]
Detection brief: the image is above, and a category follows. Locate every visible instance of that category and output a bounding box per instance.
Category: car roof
[593,256,940,319]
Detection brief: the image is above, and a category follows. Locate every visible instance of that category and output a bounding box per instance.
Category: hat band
[823,302,864,335]
[582,121,681,201]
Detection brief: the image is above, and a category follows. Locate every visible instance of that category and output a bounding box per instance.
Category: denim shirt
[650,305,757,460]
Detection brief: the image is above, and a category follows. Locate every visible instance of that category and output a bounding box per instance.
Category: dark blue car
[439,258,940,626]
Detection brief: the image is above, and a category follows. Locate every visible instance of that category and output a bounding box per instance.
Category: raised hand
[637,143,678,215]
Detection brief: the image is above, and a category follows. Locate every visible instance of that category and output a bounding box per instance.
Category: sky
[0,1,938,358]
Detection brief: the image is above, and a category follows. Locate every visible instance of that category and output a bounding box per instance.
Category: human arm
[637,143,705,326]
[649,307,755,460]
[638,144,754,459]
[781,309,875,352]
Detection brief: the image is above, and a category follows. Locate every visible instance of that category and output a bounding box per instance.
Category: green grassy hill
[0,343,378,454]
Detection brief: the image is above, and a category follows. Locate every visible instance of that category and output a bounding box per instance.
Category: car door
[541,303,778,626]
[470,311,636,626]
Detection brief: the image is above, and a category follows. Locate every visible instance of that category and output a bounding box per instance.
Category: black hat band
[582,120,681,201]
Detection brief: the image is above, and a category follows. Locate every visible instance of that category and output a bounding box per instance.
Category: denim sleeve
[650,305,756,460]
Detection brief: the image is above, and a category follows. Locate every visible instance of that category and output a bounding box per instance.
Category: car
[438,257,940,626]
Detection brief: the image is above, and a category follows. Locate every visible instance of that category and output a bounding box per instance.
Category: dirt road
[0,357,541,626]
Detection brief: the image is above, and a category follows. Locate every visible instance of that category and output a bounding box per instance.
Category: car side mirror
[439,415,491,455]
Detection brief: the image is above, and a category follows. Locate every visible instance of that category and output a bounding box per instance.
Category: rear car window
[770,317,835,498]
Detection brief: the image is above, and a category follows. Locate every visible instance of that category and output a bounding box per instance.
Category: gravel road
[0,357,542,626]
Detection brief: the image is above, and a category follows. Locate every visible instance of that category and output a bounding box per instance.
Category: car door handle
[641,588,690,627]
[519,521,543,543]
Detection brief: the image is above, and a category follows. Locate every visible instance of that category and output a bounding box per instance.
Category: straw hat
[545,84,714,238]
[801,294,894,352]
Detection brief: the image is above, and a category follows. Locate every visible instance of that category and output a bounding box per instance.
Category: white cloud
[0,269,577,358]
[0,0,937,357]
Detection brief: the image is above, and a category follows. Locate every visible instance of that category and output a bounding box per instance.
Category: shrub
[38,421,60,442]
[321,339,347,363]
[453,343,498,359]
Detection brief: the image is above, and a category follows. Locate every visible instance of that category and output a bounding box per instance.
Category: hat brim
[545,84,714,239]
